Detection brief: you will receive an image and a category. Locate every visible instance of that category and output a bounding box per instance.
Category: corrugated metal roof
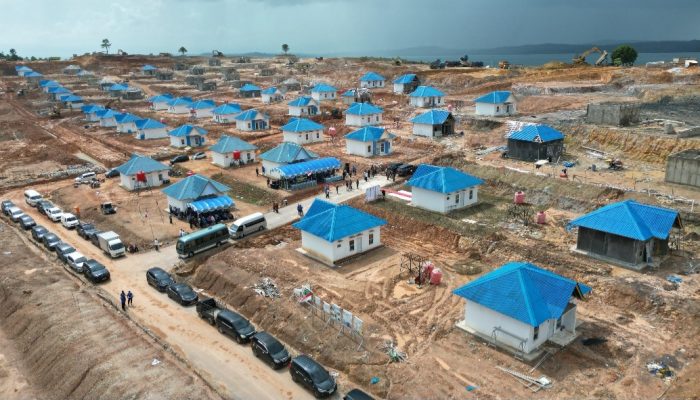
[567,200,679,241]
[167,97,193,106]
[168,124,207,137]
[259,142,318,163]
[407,164,483,193]
[288,96,315,107]
[81,104,104,114]
[453,261,591,327]
[97,109,120,119]
[190,99,216,110]
[189,196,235,212]
[115,113,142,123]
[115,154,170,176]
[474,90,512,104]
[135,118,166,130]
[345,102,383,116]
[393,73,417,84]
[261,87,280,95]
[273,157,341,179]
[47,86,71,94]
[344,126,395,142]
[410,109,452,125]
[508,124,564,143]
[149,94,173,103]
[209,135,258,153]
[293,199,386,242]
[281,118,324,132]
[240,83,261,92]
[360,72,385,82]
[235,109,268,121]
[212,103,242,115]
[109,83,128,91]
[40,80,60,88]
[311,83,337,93]
[25,71,43,77]
[62,95,83,102]
[142,64,158,71]
[161,174,230,201]
[409,85,444,98]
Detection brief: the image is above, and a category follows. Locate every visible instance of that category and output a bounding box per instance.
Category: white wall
[409,96,444,108]
[360,80,385,88]
[86,113,101,122]
[282,130,324,145]
[167,197,186,211]
[289,104,319,117]
[311,91,336,102]
[236,118,268,131]
[151,102,169,111]
[212,150,256,168]
[100,117,117,128]
[301,227,382,263]
[262,93,282,104]
[168,105,190,114]
[411,186,479,213]
[345,113,382,127]
[138,127,168,140]
[117,122,139,134]
[464,299,542,353]
[213,113,237,123]
[475,101,516,116]
[194,109,213,118]
[119,170,168,191]
[412,123,437,138]
[261,160,282,175]
[67,102,84,110]
[346,140,373,157]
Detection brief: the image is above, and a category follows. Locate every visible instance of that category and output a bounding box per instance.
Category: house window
[248,123,251,129]
[455,193,460,204]
[316,132,319,139]
[158,173,163,181]
[533,326,539,340]
[496,106,500,112]
[367,145,372,152]
[349,239,355,251]
[469,190,473,200]
[376,116,379,122]
[181,139,185,145]
[369,233,374,245]
[246,152,251,160]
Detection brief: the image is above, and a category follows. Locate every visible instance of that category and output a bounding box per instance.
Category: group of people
[168,206,234,229]
[119,290,134,311]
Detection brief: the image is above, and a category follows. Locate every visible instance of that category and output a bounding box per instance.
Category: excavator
[572,47,608,66]
[212,50,224,57]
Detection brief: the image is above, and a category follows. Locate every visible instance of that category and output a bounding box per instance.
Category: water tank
[423,262,434,277]
[430,268,443,285]
[186,170,194,176]
[536,211,546,224]
[514,191,525,204]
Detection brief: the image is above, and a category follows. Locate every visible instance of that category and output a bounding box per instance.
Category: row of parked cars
[2,191,111,283]
[144,267,371,399]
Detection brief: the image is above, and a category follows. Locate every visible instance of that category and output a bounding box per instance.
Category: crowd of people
[168,205,233,229]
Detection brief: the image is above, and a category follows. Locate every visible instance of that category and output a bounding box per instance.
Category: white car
[8,207,25,222]
[74,171,96,184]
[192,152,206,160]
[65,251,87,273]
[61,213,79,229]
[46,207,64,222]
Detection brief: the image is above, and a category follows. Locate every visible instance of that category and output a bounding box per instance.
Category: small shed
[359,72,386,88]
[506,124,564,162]
[208,57,221,66]
[96,109,120,128]
[190,66,205,75]
[393,73,420,94]
[169,124,207,148]
[99,78,115,91]
[197,80,217,91]
[261,87,284,104]
[474,91,517,116]
[82,104,105,122]
[109,83,128,98]
[174,62,189,71]
[310,83,337,102]
[409,86,445,108]
[240,83,262,98]
[411,109,455,138]
[141,64,158,76]
[15,66,33,77]
[281,118,325,145]
[209,135,258,167]
[235,109,269,131]
[407,164,483,213]
[344,126,395,157]
[288,96,319,117]
[259,142,318,174]
[115,154,171,191]
[211,103,242,123]
[345,102,383,127]
[122,87,143,100]
[63,64,82,75]
[135,118,168,140]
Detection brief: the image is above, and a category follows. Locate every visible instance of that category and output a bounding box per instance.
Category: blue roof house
[115,113,143,134]
[261,87,284,104]
[114,154,171,191]
[46,86,72,101]
[474,91,516,116]
[96,109,122,128]
[567,200,682,269]
[82,104,106,122]
[148,94,173,111]
[407,164,484,213]
[310,83,337,102]
[259,142,318,175]
[161,174,231,212]
[61,94,84,110]
[167,97,194,114]
[135,118,168,140]
[209,135,258,168]
[16,66,33,77]
[409,85,445,108]
[281,118,325,145]
[345,126,396,157]
[411,109,455,138]
[40,80,61,93]
[393,73,421,94]
[240,83,262,98]
[360,71,386,89]
[189,99,216,118]
[453,261,591,357]
[108,83,129,97]
[63,64,82,75]
[507,124,565,162]
[142,64,158,76]
[235,109,269,132]
[344,102,383,127]
[288,96,319,117]
[169,124,207,148]
[211,103,242,124]
[293,199,387,265]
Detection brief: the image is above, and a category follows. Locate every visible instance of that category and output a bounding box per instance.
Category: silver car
[66,251,87,273]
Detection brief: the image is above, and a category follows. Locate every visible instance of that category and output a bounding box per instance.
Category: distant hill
[472,40,700,55]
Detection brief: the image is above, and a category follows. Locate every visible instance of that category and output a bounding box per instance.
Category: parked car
[76,222,96,239]
[37,200,54,216]
[31,225,49,242]
[343,388,374,400]
[192,152,206,160]
[146,267,175,292]
[1,200,15,215]
[66,251,87,273]
[89,230,103,247]
[83,259,110,283]
[8,207,25,222]
[251,332,291,369]
[74,171,96,184]
[385,162,403,175]
[396,164,417,177]
[105,168,120,178]
[55,242,77,263]
[289,355,337,398]
[46,207,63,222]
[19,215,36,230]
[42,233,61,251]
[24,189,43,207]
[100,202,116,215]
[215,309,256,344]
[166,283,198,306]
[61,213,80,229]
[169,154,189,165]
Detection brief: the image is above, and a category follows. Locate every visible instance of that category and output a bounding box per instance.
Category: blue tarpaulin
[188,196,235,213]
[274,157,340,178]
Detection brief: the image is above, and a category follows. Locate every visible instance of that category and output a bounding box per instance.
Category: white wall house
[281,118,325,145]
[344,102,383,127]
[98,110,120,128]
[149,94,173,111]
[411,110,455,138]
[211,103,242,123]
[310,83,337,102]
[161,174,230,212]
[115,114,142,134]
[235,109,269,132]
[359,72,386,88]
[259,142,318,176]
[474,91,517,116]
[288,96,320,117]
[261,87,284,104]
[134,119,168,140]
[409,86,445,108]
[190,100,216,119]
[114,154,171,191]
[209,135,258,168]
[393,74,420,94]
[169,125,207,148]
[167,98,193,114]
[407,164,483,213]
[345,126,395,157]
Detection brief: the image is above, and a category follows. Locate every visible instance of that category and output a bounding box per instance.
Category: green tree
[101,38,112,54]
[178,46,187,56]
[282,43,289,55]
[611,45,638,66]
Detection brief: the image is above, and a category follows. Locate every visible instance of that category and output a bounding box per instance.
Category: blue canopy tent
[270,157,341,190]
[188,196,235,213]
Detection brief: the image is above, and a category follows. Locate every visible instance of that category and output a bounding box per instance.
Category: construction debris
[496,366,552,392]
[253,277,281,298]
[379,340,407,363]
[646,361,675,381]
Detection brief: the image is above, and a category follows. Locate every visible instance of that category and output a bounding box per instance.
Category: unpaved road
[7,189,317,400]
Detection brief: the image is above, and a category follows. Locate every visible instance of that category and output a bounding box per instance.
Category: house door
[355,237,363,252]
[309,106,318,115]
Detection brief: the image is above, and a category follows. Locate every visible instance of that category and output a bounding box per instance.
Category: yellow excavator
[573,47,608,66]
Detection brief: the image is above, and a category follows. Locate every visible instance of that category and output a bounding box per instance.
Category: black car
[89,230,103,247]
[251,332,291,369]
[83,259,110,283]
[216,310,256,343]
[77,222,96,239]
[105,168,120,178]
[169,154,189,165]
[42,233,61,251]
[344,388,374,400]
[396,164,417,177]
[166,283,198,306]
[55,242,77,263]
[37,200,54,216]
[2,200,15,215]
[290,355,337,398]
[385,162,403,175]
[31,225,49,242]
[146,267,175,292]
[19,215,36,230]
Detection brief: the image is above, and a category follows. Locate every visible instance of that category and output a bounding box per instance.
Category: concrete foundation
[586,103,640,126]
[665,149,700,187]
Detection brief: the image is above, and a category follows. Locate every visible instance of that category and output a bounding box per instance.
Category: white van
[229,212,266,239]
[46,207,63,222]
[74,172,96,184]
[61,213,80,229]
[24,189,43,207]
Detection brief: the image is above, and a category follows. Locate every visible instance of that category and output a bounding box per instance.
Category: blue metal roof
[190,99,216,110]
[508,124,564,143]
[81,104,104,114]
[16,66,32,72]
[116,113,142,123]
[262,87,279,95]
[209,135,258,153]
[345,102,383,116]
[344,126,395,142]
[25,71,43,77]
[61,95,83,102]
[212,103,242,115]
[235,109,268,121]
[149,94,173,103]
[97,109,119,119]
[47,86,71,94]
[142,64,158,71]
[135,118,166,130]
[167,97,193,106]
[567,200,680,241]
[40,80,60,88]
[474,91,512,104]
[360,72,385,82]
[407,164,483,193]
[342,89,355,97]
[410,109,452,125]
[162,174,230,201]
[453,261,591,327]
[259,142,318,163]
[109,83,128,91]
[240,83,261,92]
[272,157,340,179]
[189,196,235,213]
[281,118,324,132]
[169,125,207,137]
[288,96,315,107]
[409,85,444,98]
[393,74,417,84]
[115,154,170,176]
[293,199,386,242]
[311,83,337,93]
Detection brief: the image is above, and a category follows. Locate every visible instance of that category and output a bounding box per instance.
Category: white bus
[229,212,267,239]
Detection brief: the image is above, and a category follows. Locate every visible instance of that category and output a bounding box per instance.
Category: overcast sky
[1,0,698,57]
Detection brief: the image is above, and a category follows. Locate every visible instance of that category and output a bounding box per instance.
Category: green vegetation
[0,48,23,61]
[178,46,187,56]
[211,173,281,206]
[101,38,112,54]
[281,43,289,55]
[612,45,638,66]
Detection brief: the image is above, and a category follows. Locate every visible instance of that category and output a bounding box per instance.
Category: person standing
[127,291,133,306]
[255,168,259,176]
[169,213,173,224]
[356,178,360,189]
[154,238,159,252]
[297,203,303,217]
[335,185,339,194]
[120,291,126,311]
[325,188,330,199]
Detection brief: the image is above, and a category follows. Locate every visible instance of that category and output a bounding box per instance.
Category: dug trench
[0,220,219,400]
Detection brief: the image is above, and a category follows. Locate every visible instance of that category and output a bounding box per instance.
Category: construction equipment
[572,47,608,66]
[100,202,116,215]
[212,50,224,57]
[606,158,624,171]
[498,60,511,69]
[49,106,62,119]
[459,54,470,66]
[117,49,128,56]
[429,59,445,69]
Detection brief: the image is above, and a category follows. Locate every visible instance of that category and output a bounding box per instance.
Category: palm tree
[282,44,289,55]
[178,46,187,56]
[101,39,111,54]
